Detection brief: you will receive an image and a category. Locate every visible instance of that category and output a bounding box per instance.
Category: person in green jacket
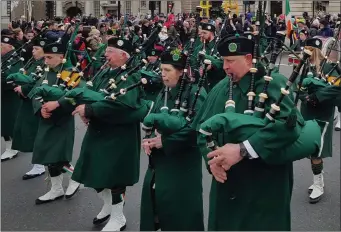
[193,34,320,231]
[299,42,341,203]
[9,38,46,179]
[139,45,164,101]
[67,37,146,231]
[30,38,81,204]
[140,48,207,231]
[189,23,225,92]
[1,32,22,161]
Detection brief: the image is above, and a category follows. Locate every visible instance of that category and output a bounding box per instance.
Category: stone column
[55,0,63,17]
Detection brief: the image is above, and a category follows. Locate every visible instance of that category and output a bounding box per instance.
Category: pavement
[1,62,340,231]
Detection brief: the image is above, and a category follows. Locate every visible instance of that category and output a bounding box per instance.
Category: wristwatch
[239,143,252,159]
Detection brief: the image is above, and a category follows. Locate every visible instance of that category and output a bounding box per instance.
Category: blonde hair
[304,46,324,71]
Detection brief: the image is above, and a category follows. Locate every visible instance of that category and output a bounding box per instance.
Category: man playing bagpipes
[5,36,47,179]
[192,33,323,230]
[58,37,150,231]
[188,23,225,92]
[140,48,207,231]
[28,37,81,204]
[297,35,341,203]
[1,30,23,161]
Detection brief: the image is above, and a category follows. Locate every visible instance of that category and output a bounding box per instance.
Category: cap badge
[40,41,45,46]
[247,35,252,40]
[52,47,58,52]
[151,51,156,55]
[4,37,9,42]
[207,25,211,30]
[170,48,182,61]
[315,40,320,46]
[228,43,238,53]
[172,54,180,61]
[117,40,124,47]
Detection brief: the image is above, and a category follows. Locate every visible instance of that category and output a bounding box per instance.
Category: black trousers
[47,162,71,177]
[94,187,127,204]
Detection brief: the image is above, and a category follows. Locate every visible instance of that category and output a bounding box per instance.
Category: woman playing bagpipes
[298,37,341,204]
[5,37,46,178]
[192,33,322,230]
[140,48,207,231]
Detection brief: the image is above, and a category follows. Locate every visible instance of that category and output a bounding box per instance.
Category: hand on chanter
[72,104,89,125]
[41,107,52,119]
[305,94,319,107]
[207,143,243,172]
[43,101,60,112]
[210,163,228,183]
[14,86,26,98]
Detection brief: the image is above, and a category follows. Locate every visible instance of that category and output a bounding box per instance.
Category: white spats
[309,173,324,203]
[65,179,80,199]
[26,164,45,175]
[36,174,64,204]
[102,201,127,231]
[94,189,112,225]
[1,140,18,161]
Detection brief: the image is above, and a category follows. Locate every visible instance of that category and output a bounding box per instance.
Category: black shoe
[309,196,322,204]
[22,172,45,180]
[335,127,341,131]
[1,153,18,162]
[65,185,80,199]
[35,195,64,205]
[120,224,127,231]
[93,214,110,225]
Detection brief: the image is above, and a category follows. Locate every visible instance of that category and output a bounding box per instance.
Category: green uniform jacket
[193,70,306,231]
[31,65,75,165]
[299,63,340,158]
[12,58,45,152]
[189,39,225,92]
[1,51,22,137]
[139,60,163,101]
[71,68,145,188]
[140,83,207,231]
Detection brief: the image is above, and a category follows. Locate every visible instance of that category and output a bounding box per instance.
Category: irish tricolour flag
[285,0,292,37]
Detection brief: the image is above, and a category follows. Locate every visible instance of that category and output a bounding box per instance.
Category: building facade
[5,1,341,21]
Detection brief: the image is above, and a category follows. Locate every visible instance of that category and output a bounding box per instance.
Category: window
[141,1,146,8]
[94,1,100,17]
[315,1,329,13]
[125,1,131,14]
[110,1,116,4]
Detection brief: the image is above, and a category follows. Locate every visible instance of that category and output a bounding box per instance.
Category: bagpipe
[28,21,95,103]
[5,58,46,88]
[1,26,49,74]
[59,24,164,107]
[301,21,341,93]
[141,36,209,137]
[197,4,324,163]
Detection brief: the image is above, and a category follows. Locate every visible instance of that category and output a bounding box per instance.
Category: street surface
[1,60,340,231]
